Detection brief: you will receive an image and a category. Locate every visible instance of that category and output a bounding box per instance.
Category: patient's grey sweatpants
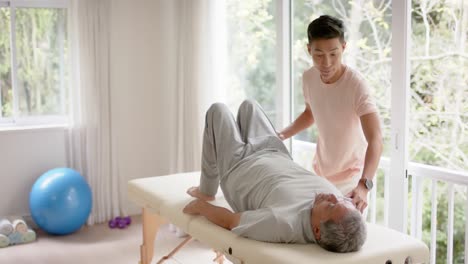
[199,100,290,196]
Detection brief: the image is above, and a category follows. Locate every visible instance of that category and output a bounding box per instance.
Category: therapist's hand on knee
[277,132,286,140]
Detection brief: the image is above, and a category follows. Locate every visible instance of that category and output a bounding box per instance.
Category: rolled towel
[0,234,9,248]
[12,219,28,234]
[0,219,14,236]
[21,229,36,244]
[8,231,22,245]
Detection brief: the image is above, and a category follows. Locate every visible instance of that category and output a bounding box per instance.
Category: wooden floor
[0,215,232,264]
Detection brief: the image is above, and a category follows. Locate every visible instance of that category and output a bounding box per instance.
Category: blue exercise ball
[29,168,92,235]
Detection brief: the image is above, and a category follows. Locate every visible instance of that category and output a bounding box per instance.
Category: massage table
[128,172,430,264]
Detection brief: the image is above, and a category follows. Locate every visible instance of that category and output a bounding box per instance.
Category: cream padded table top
[128,172,429,264]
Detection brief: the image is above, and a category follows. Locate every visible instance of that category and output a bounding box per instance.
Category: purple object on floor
[117,220,127,229]
[108,219,117,229]
[123,216,131,225]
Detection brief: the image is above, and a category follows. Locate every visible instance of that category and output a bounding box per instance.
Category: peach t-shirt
[302,65,378,183]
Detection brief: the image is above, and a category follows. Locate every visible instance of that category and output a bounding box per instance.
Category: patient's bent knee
[208,102,229,115]
[240,99,256,107]
[239,99,258,112]
[206,103,231,123]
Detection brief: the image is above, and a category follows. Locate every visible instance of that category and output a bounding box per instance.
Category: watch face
[365,179,373,190]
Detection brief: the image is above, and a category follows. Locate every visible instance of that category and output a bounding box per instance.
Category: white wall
[0,127,68,217]
[0,0,183,217]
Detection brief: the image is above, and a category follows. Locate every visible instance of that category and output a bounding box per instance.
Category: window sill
[0,124,68,134]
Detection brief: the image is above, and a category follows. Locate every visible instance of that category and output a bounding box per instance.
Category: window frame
[280,0,410,232]
[275,0,293,151]
[1,0,68,9]
[0,0,69,128]
[388,0,411,233]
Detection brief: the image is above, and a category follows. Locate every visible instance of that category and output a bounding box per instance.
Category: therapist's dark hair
[316,209,366,253]
[307,15,345,43]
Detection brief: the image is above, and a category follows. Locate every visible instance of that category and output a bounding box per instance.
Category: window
[0,0,68,126]
[292,0,391,145]
[225,0,279,125]
[291,0,391,223]
[223,0,467,262]
[410,0,468,172]
[0,5,12,119]
[410,1,468,263]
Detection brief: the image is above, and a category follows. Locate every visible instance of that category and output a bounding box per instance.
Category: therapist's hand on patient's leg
[187,186,215,201]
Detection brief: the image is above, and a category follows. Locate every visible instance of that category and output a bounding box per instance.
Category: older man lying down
[183,100,366,253]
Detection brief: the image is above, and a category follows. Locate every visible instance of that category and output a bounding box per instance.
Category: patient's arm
[183,199,241,230]
[187,186,215,201]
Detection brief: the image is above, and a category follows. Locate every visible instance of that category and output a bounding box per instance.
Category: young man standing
[278,15,383,213]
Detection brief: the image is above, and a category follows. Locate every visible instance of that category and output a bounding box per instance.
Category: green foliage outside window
[0,7,68,118]
[226,0,468,263]
[0,7,12,117]
[226,0,278,124]
[410,1,468,262]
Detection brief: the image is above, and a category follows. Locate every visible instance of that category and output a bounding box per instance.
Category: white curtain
[67,0,121,225]
[67,0,226,222]
[169,0,226,173]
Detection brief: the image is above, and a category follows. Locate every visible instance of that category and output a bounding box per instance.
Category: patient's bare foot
[187,186,215,201]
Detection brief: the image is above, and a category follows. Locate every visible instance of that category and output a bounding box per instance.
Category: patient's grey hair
[316,209,367,253]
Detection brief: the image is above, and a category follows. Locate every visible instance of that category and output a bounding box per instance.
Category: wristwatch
[359,178,374,190]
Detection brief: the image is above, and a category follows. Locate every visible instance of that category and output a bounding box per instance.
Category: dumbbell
[108,216,131,229]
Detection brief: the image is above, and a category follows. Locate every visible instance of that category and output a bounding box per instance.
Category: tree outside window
[226,0,468,263]
[0,6,68,122]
